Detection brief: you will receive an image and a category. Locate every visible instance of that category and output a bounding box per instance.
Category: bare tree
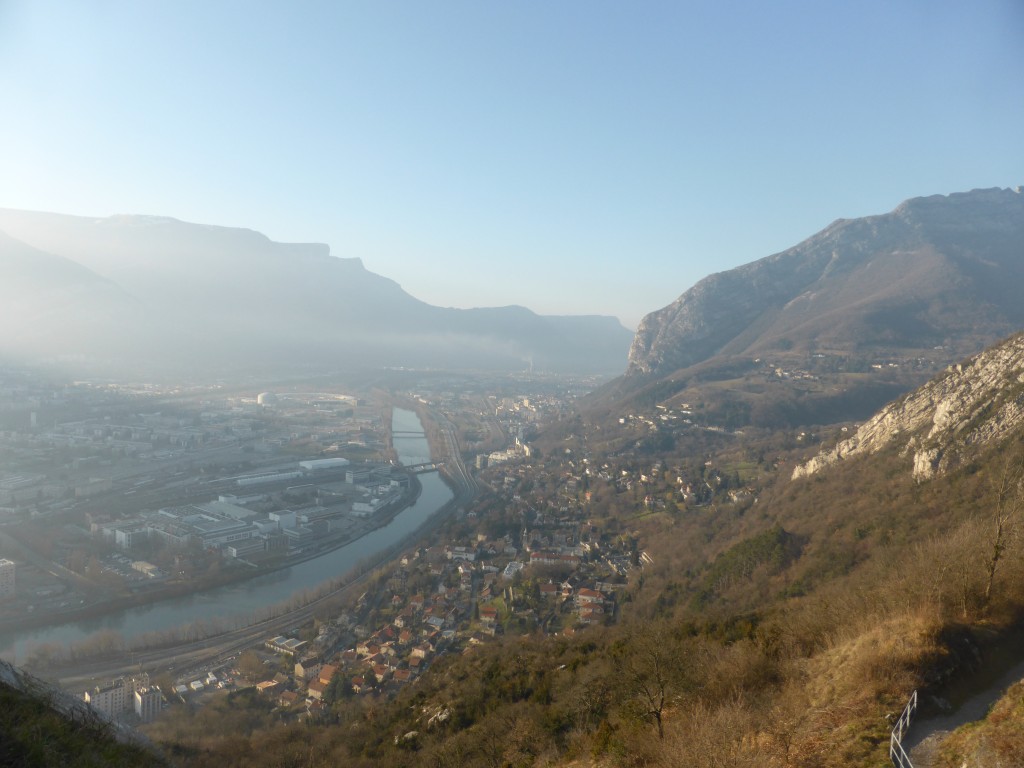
[983,458,1024,612]
[612,623,691,739]
[426,734,472,768]
[570,672,614,732]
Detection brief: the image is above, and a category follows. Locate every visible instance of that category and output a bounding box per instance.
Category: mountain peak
[626,187,1024,379]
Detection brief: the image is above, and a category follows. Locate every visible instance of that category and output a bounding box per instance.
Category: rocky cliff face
[627,187,1024,377]
[793,332,1024,481]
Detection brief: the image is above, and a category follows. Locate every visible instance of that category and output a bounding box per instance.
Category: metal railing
[889,690,917,768]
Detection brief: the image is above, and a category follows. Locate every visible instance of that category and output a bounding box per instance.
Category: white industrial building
[351,499,383,517]
[236,471,303,487]
[114,524,148,549]
[226,538,266,559]
[346,468,372,484]
[269,510,297,529]
[194,499,253,520]
[300,458,350,472]
[148,506,257,549]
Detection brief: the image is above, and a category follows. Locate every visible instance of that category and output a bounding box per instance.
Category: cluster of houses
[231,529,626,718]
[248,599,456,716]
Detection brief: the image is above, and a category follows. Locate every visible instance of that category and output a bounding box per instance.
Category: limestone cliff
[792,332,1024,481]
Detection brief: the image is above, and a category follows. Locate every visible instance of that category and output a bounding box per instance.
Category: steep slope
[0,659,164,767]
[627,187,1024,378]
[793,331,1024,481]
[0,209,632,375]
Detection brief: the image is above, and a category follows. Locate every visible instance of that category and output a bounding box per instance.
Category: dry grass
[808,611,941,706]
[936,679,1024,768]
[747,609,945,767]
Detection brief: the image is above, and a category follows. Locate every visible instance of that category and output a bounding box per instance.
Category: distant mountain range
[595,187,1024,426]
[0,209,632,377]
[4,187,1021,391]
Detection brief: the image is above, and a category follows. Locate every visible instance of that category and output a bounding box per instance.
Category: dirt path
[904,657,1024,767]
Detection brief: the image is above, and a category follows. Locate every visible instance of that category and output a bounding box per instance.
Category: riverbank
[37,471,461,678]
[0,472,423,636]
[50,474,465,686]
[0,408,458,670]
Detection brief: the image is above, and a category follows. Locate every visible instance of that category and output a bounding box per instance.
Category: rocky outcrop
[793,332,1024,481]
[627,187,1024,378]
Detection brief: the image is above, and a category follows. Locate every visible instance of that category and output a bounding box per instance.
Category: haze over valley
[2,3,1024,767]
[0,209,633,378]
[0,185,1022,768]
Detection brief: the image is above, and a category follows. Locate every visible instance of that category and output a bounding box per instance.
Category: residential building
[83,673,150,720]
[133,686,163,723]
[84,681,127,719]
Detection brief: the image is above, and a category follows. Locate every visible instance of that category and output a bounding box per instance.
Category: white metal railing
[889,690,917,768]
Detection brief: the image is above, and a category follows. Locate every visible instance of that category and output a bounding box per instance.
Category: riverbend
[0,409,457,666]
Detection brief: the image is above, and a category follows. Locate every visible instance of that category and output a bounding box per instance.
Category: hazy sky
[1,1,1022,328]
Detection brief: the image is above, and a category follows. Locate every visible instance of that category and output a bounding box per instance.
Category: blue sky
[1,1,1022,328]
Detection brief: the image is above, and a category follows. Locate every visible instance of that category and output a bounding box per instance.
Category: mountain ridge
[627,186,1024,379]
[0,208,632,377]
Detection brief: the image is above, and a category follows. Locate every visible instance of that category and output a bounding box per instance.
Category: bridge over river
[403,462,443,473]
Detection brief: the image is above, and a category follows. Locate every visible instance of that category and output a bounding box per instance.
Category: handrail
[889,690,917,768]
